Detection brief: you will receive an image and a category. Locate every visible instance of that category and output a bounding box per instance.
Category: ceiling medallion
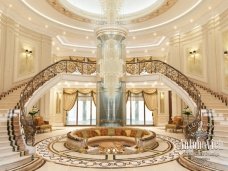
[47,0,92,23]
[47,0,177,24]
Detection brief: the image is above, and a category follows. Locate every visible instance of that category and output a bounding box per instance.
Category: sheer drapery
[63,89,96,111]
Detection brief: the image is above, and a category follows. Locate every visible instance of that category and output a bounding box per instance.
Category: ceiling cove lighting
[21,0,202,33]
[129,0,202,32]
[57,35,166,49]
[56,35,96,49]
[21,0,93,32]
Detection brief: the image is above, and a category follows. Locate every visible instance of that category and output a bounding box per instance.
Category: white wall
[0,14,52,92]
[168,10,228,94]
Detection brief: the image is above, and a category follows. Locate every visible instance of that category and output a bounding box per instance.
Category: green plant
[28,106,39,117]
[182,106,192,124]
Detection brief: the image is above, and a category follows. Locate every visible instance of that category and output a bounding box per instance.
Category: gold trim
[47,0,177,24]
[47,0,92,23]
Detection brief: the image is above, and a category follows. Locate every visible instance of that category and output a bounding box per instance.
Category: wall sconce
[25,49,32,56]
[224,50,228,55]
[189,50,198,64]
[24,49,32,63]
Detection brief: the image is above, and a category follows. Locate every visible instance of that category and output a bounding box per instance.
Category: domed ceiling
[0,0,227,57]
[47,0,176,24]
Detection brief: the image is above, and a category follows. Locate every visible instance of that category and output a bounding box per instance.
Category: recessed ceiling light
[56,47,60,51]
[190,19,194,23]
[28,17,31,21]
[208,6,212,10]
[9,4,13,8]
[86,36,89,39]
[153,32,157,36]
[144,49,148,53]
[45,25,48,28]
[161,48,165,51]
[73,49,76,52]
[62,31,66,35]
[132,36,136,40]
[52,41,55,46]
[166,42,170,46]
[173,26,177,30]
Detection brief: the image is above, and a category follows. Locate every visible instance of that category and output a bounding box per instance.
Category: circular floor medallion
[36,134,183,168]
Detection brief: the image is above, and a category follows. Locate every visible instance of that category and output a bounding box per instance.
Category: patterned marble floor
[35,127,189,171]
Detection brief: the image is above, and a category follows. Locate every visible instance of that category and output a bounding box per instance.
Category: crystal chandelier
[98,0,126,97]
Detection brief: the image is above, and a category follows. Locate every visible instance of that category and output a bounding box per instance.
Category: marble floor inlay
[36,134,184,168]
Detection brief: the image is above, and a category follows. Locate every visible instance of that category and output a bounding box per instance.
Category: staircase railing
[193,81,228,106]
[19,59,201,145]
[19,59,96,145]
[126,60,201,114]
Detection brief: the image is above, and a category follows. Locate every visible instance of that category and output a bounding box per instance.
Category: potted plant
[182,106,192,124]
[28,106,39,120]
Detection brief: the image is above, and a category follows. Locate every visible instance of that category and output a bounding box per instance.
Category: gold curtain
[143,90,157,111]
[92,91,96,106]
[126,88,157,111]
[63,88,96,110]
[63,89,78,111]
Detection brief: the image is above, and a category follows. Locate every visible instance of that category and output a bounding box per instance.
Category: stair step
[0,152,20,161]
[212,116,227,121]
[0,156,31,170]
[214,121,228,125]
[0,130,8,136]
[214,130,228,136]
[215,109,228,113]
[0,135,9,141]
[0,141,10,147]
[213,135,228,143]
[0,146,13,153]
[214,125,228,130]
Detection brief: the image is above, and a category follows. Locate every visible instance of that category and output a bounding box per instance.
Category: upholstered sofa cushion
[130,129,137,137]
[100,128,108,136]
[115,129,127,136]
[66,127,156,152]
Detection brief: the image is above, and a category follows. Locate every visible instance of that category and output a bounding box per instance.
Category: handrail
[19,59,201,145]
[193,81,228,106]
[0,82,27,100]
[126,60,201,116]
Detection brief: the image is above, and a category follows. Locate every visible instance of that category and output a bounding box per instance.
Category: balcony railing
[19,59,201,145]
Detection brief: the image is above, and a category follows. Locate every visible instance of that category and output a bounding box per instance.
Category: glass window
[66,94,96,126]
[126,93,153,126]
[66,102,77,125]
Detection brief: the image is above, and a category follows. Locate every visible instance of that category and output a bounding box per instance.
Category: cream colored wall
[0,14,52,93]
[172,92,182,116]
[168,10,228,94]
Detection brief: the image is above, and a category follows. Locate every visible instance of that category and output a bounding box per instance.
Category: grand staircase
[0,84,45,170]
[194,84,228,168]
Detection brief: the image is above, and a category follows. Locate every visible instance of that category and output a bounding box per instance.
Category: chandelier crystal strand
[96,0,127,126]
[99,0,125,98]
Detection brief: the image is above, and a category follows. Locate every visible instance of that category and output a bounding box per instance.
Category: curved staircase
[0,84,44,170]
[194,84,228,169]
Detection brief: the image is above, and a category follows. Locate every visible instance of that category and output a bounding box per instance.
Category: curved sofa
[66,127,156,152]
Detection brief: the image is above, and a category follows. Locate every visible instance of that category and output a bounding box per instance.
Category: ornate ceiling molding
[131,0,177,24]
[47,0,177,24]
[47,0,92,23]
